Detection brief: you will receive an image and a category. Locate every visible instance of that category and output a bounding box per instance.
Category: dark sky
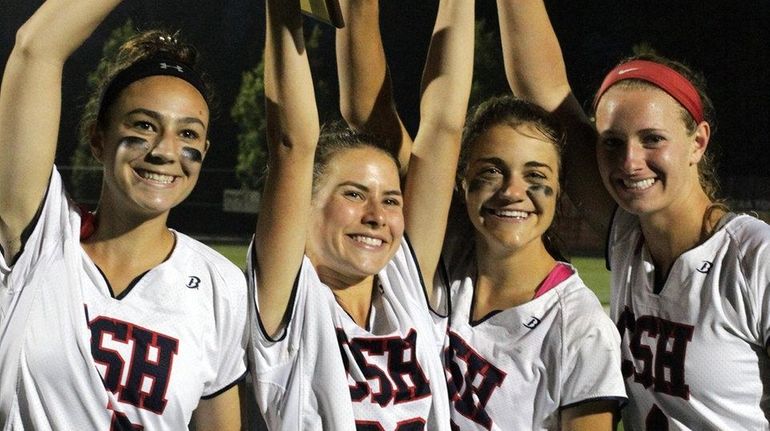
[2,0,768,187]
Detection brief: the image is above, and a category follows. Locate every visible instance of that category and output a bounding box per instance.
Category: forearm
[405,0,475,297]
[0,0,123,259]
[336,0,410,169]
[497,0,570,109]
[418,0,475,135]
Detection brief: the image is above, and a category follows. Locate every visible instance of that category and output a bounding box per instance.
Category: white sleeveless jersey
[437,241,627,430]
[247,237,451,430]
[608,209,770,430]
[0,168,248,430]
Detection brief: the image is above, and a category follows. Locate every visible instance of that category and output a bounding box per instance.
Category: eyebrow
[338,181,402,196]
[474,157,554,173]
[125,108,206,129]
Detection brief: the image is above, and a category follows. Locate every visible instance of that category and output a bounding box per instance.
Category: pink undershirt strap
[533,262,574,299]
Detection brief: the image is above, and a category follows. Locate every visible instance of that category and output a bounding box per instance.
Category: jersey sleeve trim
[2,171,52,267]
[403,233,448,318]
[200,370,248,400]
[604,206,619,271]
[437,254,453,321]
[559,395,628,412]
[251,244,302,343]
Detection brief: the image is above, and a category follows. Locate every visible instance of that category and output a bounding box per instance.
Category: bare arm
[497,0,615,235]
[0,0,123,262]
[255,0,319,336]
[560,400,618,431]
[335,0,412,171]
[404,0,474,298]
[189,386,241,431]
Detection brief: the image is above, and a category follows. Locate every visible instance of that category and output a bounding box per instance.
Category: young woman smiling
[246,0,473,428]
[500,0,770,429]
[335,1,627,429]
[0,1,247,429]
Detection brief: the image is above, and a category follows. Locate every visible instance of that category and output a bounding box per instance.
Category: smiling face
[594,84,707,218]
[93,75,209,217]
[462,124,560,255]
[306,146,404,284]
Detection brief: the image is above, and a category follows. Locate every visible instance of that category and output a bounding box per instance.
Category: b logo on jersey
[696,261,712,274]
[444,331,506,429]
[89,315,179,414]
[186,276,201,289]
[337,328,431,407]
[616,306,693,399]
[523,316,541,329]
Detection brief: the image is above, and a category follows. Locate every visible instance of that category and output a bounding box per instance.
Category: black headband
[97,57,208,122]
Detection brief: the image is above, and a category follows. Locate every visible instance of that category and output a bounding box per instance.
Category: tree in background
[232,24,337,190]
[69,20,137,203]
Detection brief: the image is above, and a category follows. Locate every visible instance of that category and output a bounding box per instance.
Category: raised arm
[335,0,412,171]
[0,0,123,262]
[404,0,474,297]
[497,0,615,235]
[255,0,320,336]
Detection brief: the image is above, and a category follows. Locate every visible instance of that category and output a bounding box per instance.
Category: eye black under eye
[181,147,203,163]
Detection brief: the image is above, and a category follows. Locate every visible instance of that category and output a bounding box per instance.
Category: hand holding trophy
[301,0,344,27]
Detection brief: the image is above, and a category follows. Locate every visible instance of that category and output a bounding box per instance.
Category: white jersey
[247,237,451,430]
[437,240,627,430]
[608,209,770,430]
[0,168,248,430]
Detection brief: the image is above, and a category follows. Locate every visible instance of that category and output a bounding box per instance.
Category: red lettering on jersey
[616,307,693,399]
[444,331,506,430]
[89,315,179,414]
[336,328,431,408]
[356,418,425,431]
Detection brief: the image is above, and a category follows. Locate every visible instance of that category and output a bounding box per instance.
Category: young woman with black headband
[0,1,247,429]
[496,0,770,429]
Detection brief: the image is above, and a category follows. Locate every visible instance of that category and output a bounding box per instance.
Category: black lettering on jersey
[616,307,693,399]
[337,328,431,408]
[444,331,507,429]
[90,315,179,414]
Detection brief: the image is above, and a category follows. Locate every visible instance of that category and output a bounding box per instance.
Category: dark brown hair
[79,29,215,147]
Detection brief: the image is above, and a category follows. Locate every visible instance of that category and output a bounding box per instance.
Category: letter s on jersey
[89,315,179,414]
[616,307,694,400]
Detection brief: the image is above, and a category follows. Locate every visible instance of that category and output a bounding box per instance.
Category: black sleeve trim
[251,242,301,343]
[560,395,628,412]
[402,233,448,318]
[200,370,248,400]
[604,205,619,271]
[437,254,452,322]
[4,175,51,267]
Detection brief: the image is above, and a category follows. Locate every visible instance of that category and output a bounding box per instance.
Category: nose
[145,132,177,164]
[498,175,527,202]
[362,200,386,228]
[621,142,644,174]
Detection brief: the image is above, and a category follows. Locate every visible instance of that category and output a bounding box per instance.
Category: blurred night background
[2,0,768,251]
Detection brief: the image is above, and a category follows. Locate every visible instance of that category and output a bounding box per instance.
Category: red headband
[593,59,704,124]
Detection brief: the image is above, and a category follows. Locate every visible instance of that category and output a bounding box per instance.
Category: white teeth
[352,235,383,247]
[623,178,655,190]
[140,171,174,184]
[494,209,528,219]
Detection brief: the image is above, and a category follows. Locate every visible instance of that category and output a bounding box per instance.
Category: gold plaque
[300,0,345,28]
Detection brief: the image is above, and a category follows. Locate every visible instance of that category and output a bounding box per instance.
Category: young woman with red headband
[0,1,246,428]
[497,0,770,429]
